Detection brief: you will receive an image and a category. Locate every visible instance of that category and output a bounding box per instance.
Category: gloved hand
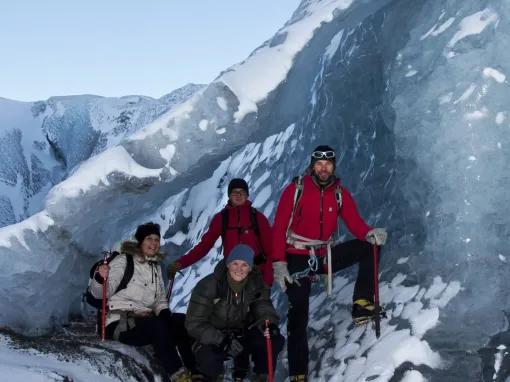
[167,261,182,279]
[221,335,244,357]
[273,261,293,292]
[365,228,387,246]
[258,322,280,338]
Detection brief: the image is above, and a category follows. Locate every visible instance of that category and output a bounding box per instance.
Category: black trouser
[106,312,195,376]
[193,327,285,380]
[286,239,377,376]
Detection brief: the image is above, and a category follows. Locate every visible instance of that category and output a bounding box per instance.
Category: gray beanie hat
[226,244,254,268]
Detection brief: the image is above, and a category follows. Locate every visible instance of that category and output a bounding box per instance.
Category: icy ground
[0,272,462,382]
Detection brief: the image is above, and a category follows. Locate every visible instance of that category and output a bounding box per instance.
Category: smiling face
[227,259,251,282]
[229,188,248,207]
[140,234,160,258]
[312,160,335,182]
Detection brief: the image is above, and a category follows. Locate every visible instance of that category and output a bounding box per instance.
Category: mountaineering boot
[290,375,307,382]
[190,372,207,382]
[352,298,387,325]
[170,366,192,382]
[352,298,375,324]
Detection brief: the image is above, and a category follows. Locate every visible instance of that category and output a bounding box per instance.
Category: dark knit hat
[135,222,161,245]
[310,145,336,167]
[228,178,249,196]
[226,244,254,268]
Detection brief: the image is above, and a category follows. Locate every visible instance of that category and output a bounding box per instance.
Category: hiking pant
[106,311,195,376]
[193,326,284,380]
[285,239,377,376]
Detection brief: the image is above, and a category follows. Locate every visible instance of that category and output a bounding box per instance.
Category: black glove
[220,335,244,357]
[258,322,280,338]
[157,308,172,322]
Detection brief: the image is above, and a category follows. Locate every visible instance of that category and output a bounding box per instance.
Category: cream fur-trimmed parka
[89,241,168,326]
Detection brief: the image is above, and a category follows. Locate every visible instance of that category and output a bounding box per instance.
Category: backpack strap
[335,184,342,210]
[221,206,262,239]
[249,207,261,238]
[286,175,304,236]
[116,254,134,293]
[221,208,229,239]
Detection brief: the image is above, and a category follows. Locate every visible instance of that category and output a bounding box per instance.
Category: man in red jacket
[167,178,273,286]
[272,145,387,381]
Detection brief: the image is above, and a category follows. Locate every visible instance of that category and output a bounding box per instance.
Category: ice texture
[0,84,204,227]
[1,0,510,380]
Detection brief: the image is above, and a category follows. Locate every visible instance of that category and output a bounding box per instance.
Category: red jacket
[272,175,372,262]
[178,200,274,285]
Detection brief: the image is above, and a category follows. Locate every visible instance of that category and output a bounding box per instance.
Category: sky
[0,0,300,102]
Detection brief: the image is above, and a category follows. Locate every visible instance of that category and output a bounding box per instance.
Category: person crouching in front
[185,244,284,382]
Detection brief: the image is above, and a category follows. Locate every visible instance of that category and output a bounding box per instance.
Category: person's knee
[288,299,309,327]
[150,317,174,346]
[271,333,285,354]
[359,239,373,253]
[194,344,224,378]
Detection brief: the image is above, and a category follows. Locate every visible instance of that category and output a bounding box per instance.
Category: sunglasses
[312,150,335,159]
[230,189,247,196]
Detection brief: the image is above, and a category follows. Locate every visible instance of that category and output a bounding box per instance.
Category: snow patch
[218,0,355,122]
[324,30,344,62]
[482,67,506,83]
[216,97,228,111]
[421,17,455,40]
[46,146,162,201]
[495,112,506,124]
[401,370,427,382]
[447,8,499,48]
[198,119,209,131]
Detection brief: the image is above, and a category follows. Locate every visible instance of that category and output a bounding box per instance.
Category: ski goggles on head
[311,150,335,159]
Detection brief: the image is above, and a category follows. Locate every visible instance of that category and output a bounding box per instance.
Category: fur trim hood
[120,240,166,263]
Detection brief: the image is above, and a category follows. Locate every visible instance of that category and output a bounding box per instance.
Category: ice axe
[166,270,184,303]
[372,244,381,338]
[101,251,109,341]
[264,320,274,382]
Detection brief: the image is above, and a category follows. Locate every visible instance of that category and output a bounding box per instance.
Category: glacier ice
[1,0,510,380]
[0,84,204,227]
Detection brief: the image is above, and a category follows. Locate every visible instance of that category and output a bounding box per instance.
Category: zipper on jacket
[237,208,241,241]
[320,188,324,239]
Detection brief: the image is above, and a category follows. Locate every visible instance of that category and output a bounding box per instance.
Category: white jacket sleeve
[89,255,126,299]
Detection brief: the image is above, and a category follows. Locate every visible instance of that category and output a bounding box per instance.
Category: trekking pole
[166,276,174,302]
[264,320,274,382]
[327,245,332,296]
[101,252,108,341]
[166,271,183,303]
[372,244,381,338]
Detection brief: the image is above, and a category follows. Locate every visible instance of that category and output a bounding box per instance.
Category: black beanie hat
[310,145,336,167]
[228,178,249,196]
[135,222,161,245]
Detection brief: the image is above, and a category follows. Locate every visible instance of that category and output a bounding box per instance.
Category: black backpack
[220,207,266,264]
[84,251,134,333]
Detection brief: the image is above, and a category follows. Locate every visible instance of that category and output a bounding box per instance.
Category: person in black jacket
[185,244,284,382]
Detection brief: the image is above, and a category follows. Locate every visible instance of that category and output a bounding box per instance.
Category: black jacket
[185,260,279,345]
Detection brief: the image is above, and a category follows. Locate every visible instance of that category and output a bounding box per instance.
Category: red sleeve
[272,182,296,262]
[178,212,222,268]
[339,187,372,241]
[257,212,273,285]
